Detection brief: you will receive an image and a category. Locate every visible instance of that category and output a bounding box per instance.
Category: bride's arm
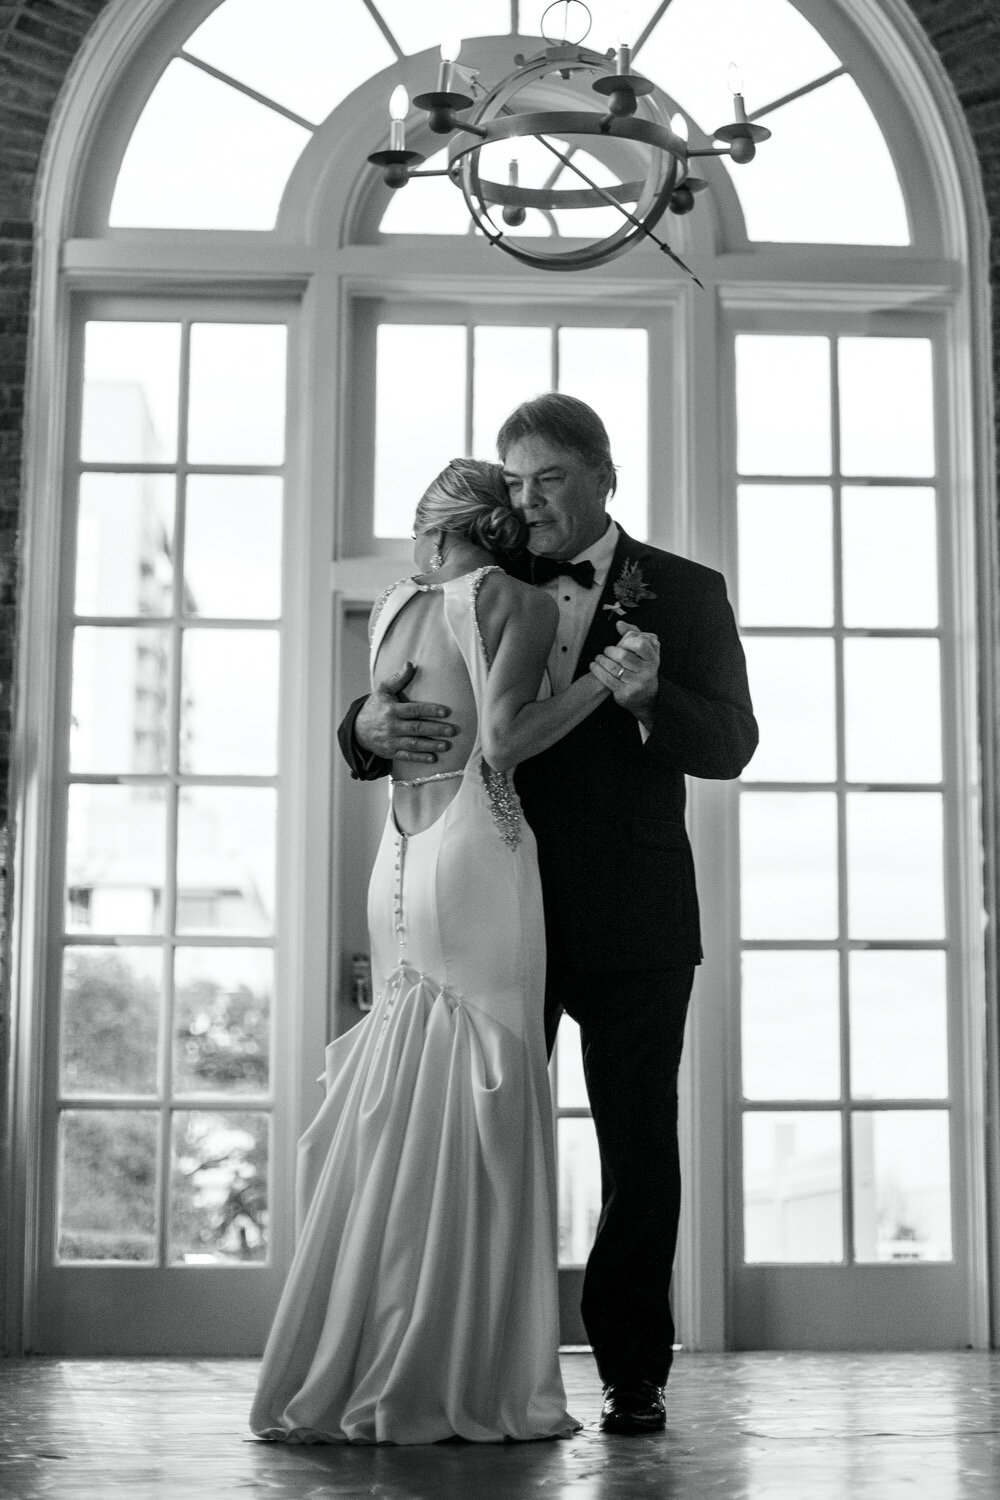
[478,575,610,772]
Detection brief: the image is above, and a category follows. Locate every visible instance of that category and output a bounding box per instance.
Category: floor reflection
[0,1351,997,1499]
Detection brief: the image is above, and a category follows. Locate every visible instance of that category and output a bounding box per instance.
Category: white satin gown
[250,568,576,1445]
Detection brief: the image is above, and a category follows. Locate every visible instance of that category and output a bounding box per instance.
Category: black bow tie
[530,556,596,589]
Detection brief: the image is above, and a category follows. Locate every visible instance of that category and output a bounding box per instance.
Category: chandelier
[367,1,770,283]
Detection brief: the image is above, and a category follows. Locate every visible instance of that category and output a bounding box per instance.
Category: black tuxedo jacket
[338,528,757,974]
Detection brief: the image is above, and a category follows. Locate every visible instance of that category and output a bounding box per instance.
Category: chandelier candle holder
[367,1,771,280]
[712,63,772,165]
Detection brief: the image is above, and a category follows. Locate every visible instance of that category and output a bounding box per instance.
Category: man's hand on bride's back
[356,662,459,764]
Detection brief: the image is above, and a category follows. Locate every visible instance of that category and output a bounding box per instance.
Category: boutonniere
[602,559,656,617]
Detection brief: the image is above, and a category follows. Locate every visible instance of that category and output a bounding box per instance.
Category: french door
[727,319,987,1347]
[334,295,677,1342]
[32,299,298,1352]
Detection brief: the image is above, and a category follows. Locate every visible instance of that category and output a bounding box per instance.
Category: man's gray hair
[497,393,618,497]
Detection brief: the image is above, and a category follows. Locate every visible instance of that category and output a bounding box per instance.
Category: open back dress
[249,568,576,1445]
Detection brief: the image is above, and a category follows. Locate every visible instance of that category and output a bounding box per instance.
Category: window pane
[184,476,282,619]
[180,629,279,777]
[743,1111,843,1263]
[737,485,833,627]
[76,474,175,618]
[852,1111,952,1262]
[381,0,511,52]
[558,328,648,540]
[110,59,310,229]
[170,1110,269,1263]
[176,786,277,935]
[850,952,948,1101]
[639,0,839,150]
[550,149,637,241]
[374,325,466,537]
[741,792,838,939]
[66,785,167,936]
[473,140,626,242]
[380,146,474,235]
[185,0,393,126]
[842,487,938,628]
[847,793,944,940]
[520,0,664,46]
[187,324,287,465]
[82,323,180,463]
[736,336,831,476]
[472,134,576,238]
[58,1110,158,1263]
[741,951,840,1100]
[174,947,272,1096]
[722,74,908,245]
[741,638,836,782]
[71,626,171,774]
[472,326,551,460]
[844,640,941,783]
[839,338,934,478]
[558,1116,601,1266]
[556,1015,588,1108]
[61,947,161,1096]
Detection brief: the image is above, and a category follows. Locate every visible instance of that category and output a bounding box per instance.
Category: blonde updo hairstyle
[414,458,527,558]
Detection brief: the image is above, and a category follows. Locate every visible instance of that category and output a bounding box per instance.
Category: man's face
[501,436,610,559]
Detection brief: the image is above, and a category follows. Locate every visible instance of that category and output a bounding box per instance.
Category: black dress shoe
[599,1380,666,1433]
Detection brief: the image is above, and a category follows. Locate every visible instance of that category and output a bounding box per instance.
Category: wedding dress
[250,567,576,1445]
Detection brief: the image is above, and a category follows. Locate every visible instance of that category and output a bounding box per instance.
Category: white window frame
[715,305,989,1347]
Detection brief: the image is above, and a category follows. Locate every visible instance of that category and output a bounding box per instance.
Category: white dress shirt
[536,520,620,693]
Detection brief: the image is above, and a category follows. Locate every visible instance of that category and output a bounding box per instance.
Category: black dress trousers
[545,939,695,1389]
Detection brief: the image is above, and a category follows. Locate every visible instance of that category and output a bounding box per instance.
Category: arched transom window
[107,0,910,247]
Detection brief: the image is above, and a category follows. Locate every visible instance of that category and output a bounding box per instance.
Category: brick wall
[0,0,997,1317]
[0,6,113,1314]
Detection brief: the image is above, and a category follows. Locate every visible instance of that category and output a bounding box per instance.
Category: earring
[429,540,444,572]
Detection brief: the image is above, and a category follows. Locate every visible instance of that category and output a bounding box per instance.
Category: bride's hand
[590,623,660,717]
[356,662,459,763]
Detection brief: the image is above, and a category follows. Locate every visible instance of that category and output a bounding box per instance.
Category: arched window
[13,0,993,1355]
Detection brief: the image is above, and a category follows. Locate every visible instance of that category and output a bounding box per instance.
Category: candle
[437,35,461,93]
[389,85,408,150]
[728,62,748,122]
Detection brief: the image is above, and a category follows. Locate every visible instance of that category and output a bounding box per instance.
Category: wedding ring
[616,666,625,679]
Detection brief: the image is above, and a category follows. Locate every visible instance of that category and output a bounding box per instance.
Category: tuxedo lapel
[573,527,657,682]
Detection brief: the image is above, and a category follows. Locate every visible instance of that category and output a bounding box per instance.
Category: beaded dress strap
[469,565,506,666]
[368,578,410,643]
[391,769,464,789]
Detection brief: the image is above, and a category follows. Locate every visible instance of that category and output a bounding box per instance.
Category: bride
[250,458,609,1445]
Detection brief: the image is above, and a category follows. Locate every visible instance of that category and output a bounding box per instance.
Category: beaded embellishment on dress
[469,565,505,666]
[480,760,521,850]
[369,579,405,643]
[392,769,464,788]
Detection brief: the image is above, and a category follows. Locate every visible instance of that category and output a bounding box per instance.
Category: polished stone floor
[0,1351,998,1498]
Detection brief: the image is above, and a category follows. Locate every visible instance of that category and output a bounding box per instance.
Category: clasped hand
[590,621,660,716]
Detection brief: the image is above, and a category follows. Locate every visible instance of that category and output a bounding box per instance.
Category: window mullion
[831,334,855,1267]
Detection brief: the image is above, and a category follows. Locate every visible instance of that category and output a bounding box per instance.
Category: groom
[337,395,757,1433]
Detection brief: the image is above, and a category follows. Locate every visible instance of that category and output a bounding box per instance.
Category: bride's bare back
[374,587,479,834]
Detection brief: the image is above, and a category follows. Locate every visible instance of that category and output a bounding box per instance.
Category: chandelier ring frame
[371,37,756,277]
[444,113,683,251]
